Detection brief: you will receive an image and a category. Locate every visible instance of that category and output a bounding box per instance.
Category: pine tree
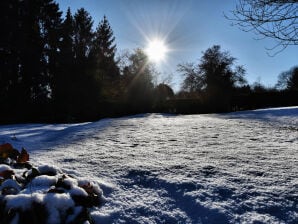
[17,0,45,112]
[69,8,101,120]
[40,0,62,96]
[0,0,64,121]
[73,8,94,60]
[0,0,21,120]
[60,8,75,61]
[19,0,63,119]
[51,7,75,119]
[93,16,119,80]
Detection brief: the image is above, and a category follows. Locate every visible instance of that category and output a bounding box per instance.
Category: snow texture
[0,106,297,223]
[1,162,102,223]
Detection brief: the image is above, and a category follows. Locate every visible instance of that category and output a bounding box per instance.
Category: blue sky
[57,0,297,91]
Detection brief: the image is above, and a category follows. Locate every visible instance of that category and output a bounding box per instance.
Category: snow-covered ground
[0,107,297,224]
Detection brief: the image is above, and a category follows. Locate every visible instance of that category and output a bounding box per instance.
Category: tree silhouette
[228,0,298,53]
[153,83,174,112]
[68,8,101,120]
[0,0,20,111]
[51,7,74,118]
[276,66,298,91]
[179,45,247,111]
[40,0,62,82]
[179,62,204,93]
[92,16,120,99]
[122,49,156,112]
[0,0,63,121]
[93,16,119,79]
[73,8,94,60]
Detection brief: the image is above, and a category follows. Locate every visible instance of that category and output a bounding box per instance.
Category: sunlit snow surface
[1,107,297,224]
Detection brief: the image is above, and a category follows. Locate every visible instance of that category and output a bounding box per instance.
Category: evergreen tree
[69,8,101,120]
[0,0,20,113]
[92,16,120,100]
[73,8,94,60]
[16,0,45,113]
[40,0,62,98]
[0,0,63,121]
[52,8,75,118]
[93,16,119,80]
[20,0,62,119]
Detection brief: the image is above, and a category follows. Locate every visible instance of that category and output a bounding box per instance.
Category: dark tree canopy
[0,0,62,112]
[93,15,119,81]
[179,45,246,94]
[94,16,117,60]
[122,49,156,112]
[228,0,298,52]
[73,8,94,59]
[276,66,298,91]
[3,1,296,122]
[179,45,247,111]
[51,7,74,116]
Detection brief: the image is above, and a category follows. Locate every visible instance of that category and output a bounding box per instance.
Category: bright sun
[145,39,168,63]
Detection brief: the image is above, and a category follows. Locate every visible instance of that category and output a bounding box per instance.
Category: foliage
[0,0,62,120]
[51,8,75,117]
[92,16,120,100]
[93,16,119,79]
[179,45,247,111]
[179,63,204,93]
[276,66,298,91]
[121,49,156,113]
[0,1,296,122]
[180,45,246,93]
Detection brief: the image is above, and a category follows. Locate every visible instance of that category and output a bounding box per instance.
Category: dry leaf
[17,148,29,163]
[0,143,19,159]
[0,170,14,179]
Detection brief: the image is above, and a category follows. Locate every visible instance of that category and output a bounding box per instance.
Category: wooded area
[0,0,297,123]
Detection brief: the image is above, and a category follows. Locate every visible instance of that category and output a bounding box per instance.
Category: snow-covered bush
[0,143,103,224]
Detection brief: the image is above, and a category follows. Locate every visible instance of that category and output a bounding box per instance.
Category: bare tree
[227,0,298,54]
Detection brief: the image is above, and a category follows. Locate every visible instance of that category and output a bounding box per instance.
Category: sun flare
[145,39,168,63]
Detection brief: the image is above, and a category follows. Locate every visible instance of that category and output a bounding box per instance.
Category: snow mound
[0,143,104,224]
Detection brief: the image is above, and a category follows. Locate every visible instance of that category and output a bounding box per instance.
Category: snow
[0,179,21,193]
[1,161,102,223]
[69,186,88,197]
[43,193,75,224]
[37,165,61,175]
[0,164,12,172]
[5,193,40,211]
[0,106,297,223]
[31,175,58,187]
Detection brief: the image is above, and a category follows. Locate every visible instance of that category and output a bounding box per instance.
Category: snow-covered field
[0,107,297,224]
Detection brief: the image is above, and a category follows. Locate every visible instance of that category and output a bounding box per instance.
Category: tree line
[0,0,297,123]
[175,45,298,113]
[0,0,171,123]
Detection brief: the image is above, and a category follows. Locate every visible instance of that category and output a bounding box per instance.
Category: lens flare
[145,39,168,63]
